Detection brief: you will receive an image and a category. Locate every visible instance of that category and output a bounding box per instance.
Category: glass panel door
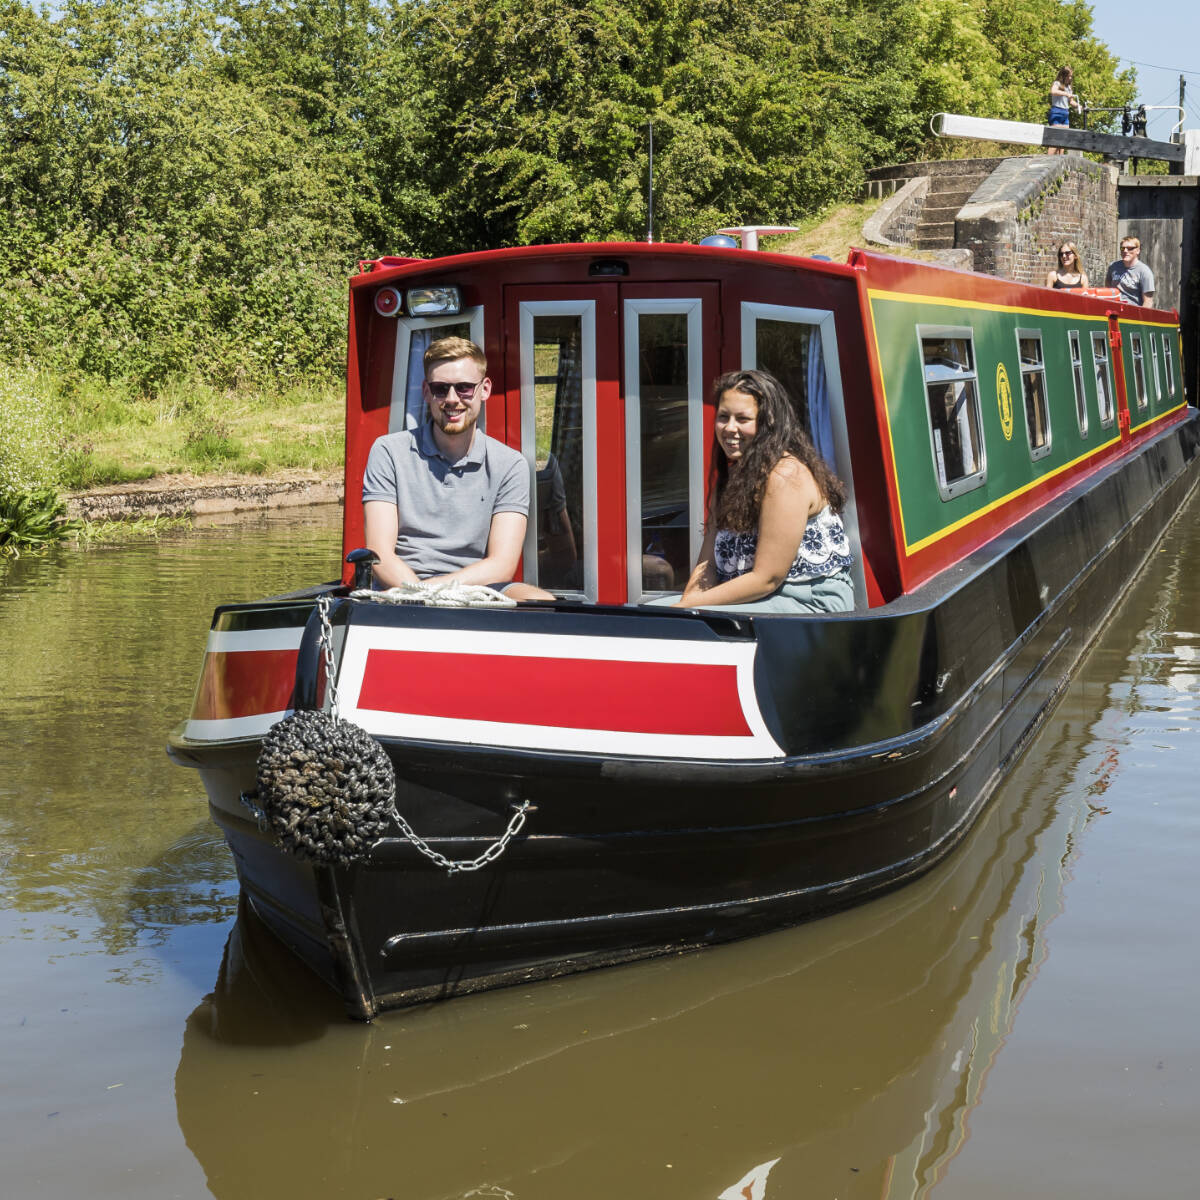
[623,298,705,602]
[517,300,597,599]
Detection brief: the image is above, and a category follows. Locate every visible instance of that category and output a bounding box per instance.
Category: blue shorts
[1047,108,1070,127]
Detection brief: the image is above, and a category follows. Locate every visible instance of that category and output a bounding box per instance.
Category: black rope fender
[248,709,396,866]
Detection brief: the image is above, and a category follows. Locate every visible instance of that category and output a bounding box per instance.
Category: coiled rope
[240,595,531,869]
[350,581,516,608]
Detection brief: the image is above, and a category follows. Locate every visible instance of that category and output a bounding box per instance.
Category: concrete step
[915,233,956,250]
[921,203,966,222]
[927,181,986,203]
[915,222,957,245]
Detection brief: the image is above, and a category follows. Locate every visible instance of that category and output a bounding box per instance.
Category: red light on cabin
[374,287,402,318]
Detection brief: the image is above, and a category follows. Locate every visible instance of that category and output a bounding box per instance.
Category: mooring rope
[240,594,531,869]
[350,581,516,608]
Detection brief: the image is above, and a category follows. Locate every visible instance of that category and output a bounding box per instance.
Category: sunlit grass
[46,372,344,486]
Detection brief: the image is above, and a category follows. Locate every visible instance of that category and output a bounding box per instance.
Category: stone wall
[955,157,1118,288]
[862,176,928,247]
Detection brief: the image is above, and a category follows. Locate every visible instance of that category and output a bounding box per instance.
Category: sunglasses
[1059,250,1074,258]
[427,379,483,400]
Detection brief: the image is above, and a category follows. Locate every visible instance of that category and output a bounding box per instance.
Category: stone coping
[67,470,344,521]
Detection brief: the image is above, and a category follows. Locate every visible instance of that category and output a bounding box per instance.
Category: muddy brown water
[2,500,1197,1199]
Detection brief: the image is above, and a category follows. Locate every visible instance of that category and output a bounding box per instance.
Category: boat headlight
[406,286,462,316]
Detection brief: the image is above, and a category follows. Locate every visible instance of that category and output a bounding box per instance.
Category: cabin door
[504,282,719,605]
[622,284,720,603]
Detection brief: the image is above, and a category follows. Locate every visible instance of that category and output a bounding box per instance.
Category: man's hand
[426,511,527,586]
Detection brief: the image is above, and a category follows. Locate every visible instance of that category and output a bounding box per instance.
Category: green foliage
[75,514,193,543]
[0,363,71,492]
[0,487,82,558]
[0,0,1139,462]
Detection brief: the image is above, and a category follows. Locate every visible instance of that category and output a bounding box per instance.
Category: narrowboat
[167,238,1199,1019]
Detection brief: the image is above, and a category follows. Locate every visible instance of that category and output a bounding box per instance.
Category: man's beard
[431,406,478,435]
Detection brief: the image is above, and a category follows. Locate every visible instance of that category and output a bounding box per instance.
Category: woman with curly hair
[665,369,854,613]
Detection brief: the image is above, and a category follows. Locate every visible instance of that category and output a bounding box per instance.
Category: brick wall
[955,158,1118,287]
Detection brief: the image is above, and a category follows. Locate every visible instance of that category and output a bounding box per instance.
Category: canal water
[1,499,1197,1199]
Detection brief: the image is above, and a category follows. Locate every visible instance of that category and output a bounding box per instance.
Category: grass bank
[54,373,344,489]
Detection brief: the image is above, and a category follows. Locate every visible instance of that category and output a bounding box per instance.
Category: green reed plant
[0,487,81,558]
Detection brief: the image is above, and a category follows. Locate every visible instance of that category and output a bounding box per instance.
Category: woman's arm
[1046,269,1059,287]
[675,458,820,608]
[1080,270,1090,287]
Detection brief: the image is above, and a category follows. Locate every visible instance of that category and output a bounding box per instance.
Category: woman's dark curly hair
[709,369,846,532]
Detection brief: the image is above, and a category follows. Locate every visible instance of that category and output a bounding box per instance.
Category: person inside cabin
[362,336,553,599]
[536,451,580,588]
[1046,242,1089,290]
[1046,66,1081,154]
[1105,236,1156,306]
[653,369,854,614]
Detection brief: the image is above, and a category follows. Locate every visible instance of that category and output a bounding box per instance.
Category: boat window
[1163,334,1176,398]
[519,306,594,597]
[755,319,812,427]
[1017,331,1051,460]
[1091,332,1114,427]
[919,332,986,499]
[743,301,865,610]
[1129,332,1148,410]
[624,299,704,601]
[1068,331,1087,437]
[1149,334,1163,403]
[390,312,480,432]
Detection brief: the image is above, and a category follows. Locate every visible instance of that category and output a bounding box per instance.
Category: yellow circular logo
[996,362,1013,441]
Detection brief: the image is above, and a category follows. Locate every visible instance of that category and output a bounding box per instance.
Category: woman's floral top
[714,505,853,584]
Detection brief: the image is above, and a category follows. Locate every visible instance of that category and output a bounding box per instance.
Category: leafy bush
[0,487,81,558]
[0,364,70,493]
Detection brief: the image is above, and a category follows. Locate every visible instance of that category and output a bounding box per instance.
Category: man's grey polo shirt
[362,423,529,578]
[1105,258,1155,305]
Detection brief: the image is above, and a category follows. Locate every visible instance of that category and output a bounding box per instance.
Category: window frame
[741,301,865,609]
[518,300,598,601]
[623,297,705,603]
[1090,331,1115,428]
[1129,331,1148,411]
[1162,333,1176,399]
[916,325,988,501]
[1015,328,1052,461]
[388,308,486,433]
[1148,333,1163,403]
[1068,330,1088,438]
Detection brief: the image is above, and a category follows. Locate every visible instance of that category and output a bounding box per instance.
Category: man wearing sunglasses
[362,336,551,598]
[1104,236,1155,307]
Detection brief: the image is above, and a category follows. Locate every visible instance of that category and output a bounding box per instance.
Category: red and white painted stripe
[338,626,784,760]
[185,627,304,741]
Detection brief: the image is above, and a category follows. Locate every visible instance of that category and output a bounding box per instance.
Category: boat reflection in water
[176,672,1106,1200]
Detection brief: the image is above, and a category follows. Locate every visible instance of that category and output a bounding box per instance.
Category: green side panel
[870,295,1122,550]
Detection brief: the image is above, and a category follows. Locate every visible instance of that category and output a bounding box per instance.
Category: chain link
[317,594,341,718]
[392,801,532,873]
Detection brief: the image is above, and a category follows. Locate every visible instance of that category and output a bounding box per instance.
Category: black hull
[171,414,1200,1018]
